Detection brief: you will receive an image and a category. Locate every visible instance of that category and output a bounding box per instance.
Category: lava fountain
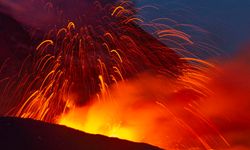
[0,0,249,150]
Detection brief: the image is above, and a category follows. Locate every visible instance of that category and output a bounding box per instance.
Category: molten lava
[0,0,250,150]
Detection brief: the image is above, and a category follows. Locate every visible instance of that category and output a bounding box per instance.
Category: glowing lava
[58,72,230,149]
[0,0,249,150]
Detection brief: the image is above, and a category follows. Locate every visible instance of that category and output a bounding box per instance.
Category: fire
[0,0,249,149]
[58,72,229,149]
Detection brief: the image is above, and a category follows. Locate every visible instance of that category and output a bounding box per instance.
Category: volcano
[0,117,162,150]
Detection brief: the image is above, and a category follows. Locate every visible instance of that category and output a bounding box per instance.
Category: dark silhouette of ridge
[0,117,163,150]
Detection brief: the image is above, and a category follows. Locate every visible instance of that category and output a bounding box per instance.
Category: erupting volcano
[0,0,250,150]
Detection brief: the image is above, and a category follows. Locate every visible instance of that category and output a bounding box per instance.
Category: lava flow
[0,0,249,150]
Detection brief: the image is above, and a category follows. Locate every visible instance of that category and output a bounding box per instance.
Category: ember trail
[0,0,231,149]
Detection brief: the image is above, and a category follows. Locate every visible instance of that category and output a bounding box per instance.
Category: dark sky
[136,0,250,54]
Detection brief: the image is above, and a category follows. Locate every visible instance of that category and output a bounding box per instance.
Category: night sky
[136,0,250,54]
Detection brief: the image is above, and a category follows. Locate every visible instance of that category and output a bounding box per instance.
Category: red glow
[0,1,249,150]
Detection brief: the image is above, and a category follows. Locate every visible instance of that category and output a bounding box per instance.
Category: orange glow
[1,1,249,150]
[58,72,230,149]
